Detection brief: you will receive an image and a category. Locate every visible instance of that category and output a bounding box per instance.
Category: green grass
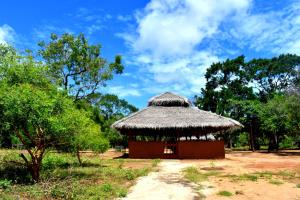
[0,149,155,200]
[182,167,221,183]
[296,183,300,188]
[269,179,284,185]
[217,190,233,197]
[222,174,258,182]
[151,159,161,167]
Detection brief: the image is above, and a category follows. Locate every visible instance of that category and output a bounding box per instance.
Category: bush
[42,153,74,170]
[235,132,249,147]
[0,179,12,189]
[279,135,296,149]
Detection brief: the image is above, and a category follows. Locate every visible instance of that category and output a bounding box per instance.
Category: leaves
[38,33,124,101]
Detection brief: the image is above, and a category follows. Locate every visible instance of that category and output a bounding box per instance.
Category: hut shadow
[267,151,300,156]
[113,153,129,159]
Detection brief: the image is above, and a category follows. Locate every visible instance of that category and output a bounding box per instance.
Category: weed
[296,184,300,188]
[269,179,283,185]
[217,190,233,196]
[209,161,216,168]
[152,159,161,167]
[183,167,222,183]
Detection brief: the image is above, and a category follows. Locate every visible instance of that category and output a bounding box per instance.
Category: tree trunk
[249,124,255,151]
[268,133,279,152]
[20,153,41,182]
[76,150,82,166]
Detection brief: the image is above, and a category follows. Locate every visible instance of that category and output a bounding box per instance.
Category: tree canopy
[38,33,124,101]
[196,54,300,150]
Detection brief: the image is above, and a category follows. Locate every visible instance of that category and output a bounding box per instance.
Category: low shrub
[217,190,233,196]
[0,179,12,189]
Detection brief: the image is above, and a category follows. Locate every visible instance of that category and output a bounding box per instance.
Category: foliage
[0,45,109,181]
[183,167,221,183]
[38,33,123,101]
[196,54,300,150]
[0,179,12,190]
[217,191,233,197]
[0,150,154,200]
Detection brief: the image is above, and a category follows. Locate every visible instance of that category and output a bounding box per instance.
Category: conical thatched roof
[112,92,243,135]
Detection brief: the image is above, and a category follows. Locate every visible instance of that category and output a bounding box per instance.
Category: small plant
[101,183,113,193]
[117,159,124,169]
[269,179,283,185]
[152,159,161,167]
[217,190,233,197]
[124,170,135,180]
[117,188,127,198]
[183,167,221,183]
[209,161,216,168]
[296,184,300,188]
[0,179,12,189]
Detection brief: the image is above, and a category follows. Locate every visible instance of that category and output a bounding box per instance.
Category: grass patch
[269,179,283,185]
[223,174,258,182]
[183,167,221,183]
[0,149,155,200]
[217,190,233,197]
[152,159,161,167]
[296,183,300,188]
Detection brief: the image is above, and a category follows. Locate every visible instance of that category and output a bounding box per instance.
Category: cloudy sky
[1,0,300,108]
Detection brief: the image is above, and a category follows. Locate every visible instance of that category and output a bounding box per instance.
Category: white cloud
[120,0,252,97]
[119,0,300,98]
[107,86,141,98]
[225,2,300,55]
[0,24,16,45]
[131,0,251,58]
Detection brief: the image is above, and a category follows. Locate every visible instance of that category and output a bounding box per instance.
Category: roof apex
[147,92,191,107]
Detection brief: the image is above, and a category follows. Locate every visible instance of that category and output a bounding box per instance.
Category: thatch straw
[112,92,243,134]
[148,92,190,107]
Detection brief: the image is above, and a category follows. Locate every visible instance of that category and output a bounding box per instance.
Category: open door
[163,141,178,159]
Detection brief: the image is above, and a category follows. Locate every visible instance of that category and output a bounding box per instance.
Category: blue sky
[1,0,300,108]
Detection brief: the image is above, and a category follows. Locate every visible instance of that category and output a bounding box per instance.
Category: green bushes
[42,153,77,170]
[279,135,297,149]
[0,179,12,189]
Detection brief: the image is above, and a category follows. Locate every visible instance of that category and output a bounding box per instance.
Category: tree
[38,33,124,101]
[256,94,300,150]
[196,54,300,150]
[97,94,138,119]
[0,45,109,181]
[0,83,70,181]
[246,54,300,101]
[76,94,138,147]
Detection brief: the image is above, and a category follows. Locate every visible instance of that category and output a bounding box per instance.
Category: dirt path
[122,160,199,200]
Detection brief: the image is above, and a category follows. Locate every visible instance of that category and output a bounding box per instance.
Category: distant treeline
[195,55,300,151]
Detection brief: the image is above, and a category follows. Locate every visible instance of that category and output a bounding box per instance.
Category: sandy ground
[120,151,300,200]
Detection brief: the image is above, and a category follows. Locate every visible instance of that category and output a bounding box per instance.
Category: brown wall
[178,140,225,159]
[128,141,164,159]
[128,140,225,159]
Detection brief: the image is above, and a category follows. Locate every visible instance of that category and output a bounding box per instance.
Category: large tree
[0,45,109,181]
[38,33,124,101]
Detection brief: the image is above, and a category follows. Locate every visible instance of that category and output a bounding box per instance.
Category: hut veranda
[112,92,243,159]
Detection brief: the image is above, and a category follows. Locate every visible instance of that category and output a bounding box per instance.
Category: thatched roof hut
[112,92,242,135]
[112,92,243,159]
